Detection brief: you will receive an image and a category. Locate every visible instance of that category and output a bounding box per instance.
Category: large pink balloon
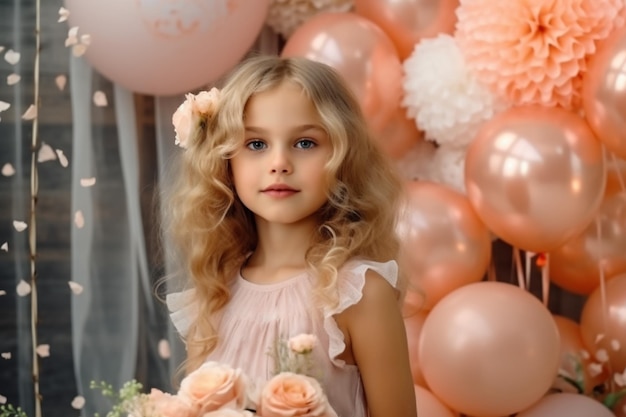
[281,12,403,134]
[404,311,429,388]
[516,393,614,417]
[419,282,560,417]
[580,273,626,374]
[465,105,607,253]
[397,181,492,311]
[355,0,459,59]
[64,0,270,95]
[414,385,457,417]
[583,25,626,160]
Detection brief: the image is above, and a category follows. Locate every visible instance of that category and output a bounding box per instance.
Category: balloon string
[596,217,615,391]
[541,254,550,306]
[524,251,532,290]
[513,247,526,290]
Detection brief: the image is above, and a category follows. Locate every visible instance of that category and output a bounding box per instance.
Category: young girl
[164,55,417,417]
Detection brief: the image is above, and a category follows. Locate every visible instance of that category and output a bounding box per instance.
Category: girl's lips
[262,189,298,197]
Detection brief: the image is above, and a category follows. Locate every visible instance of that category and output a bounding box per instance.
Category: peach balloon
[397,181,492,311]
[281,12,403,134]
[605,157,626,198]
[414,385,457,417]
[580,273,626,374]
[354,0,460,59]
[419,282,560,417]
[552,315,606,393]
[404,311,429,387]
[373,106,424,160]
[516,393,614,417]
[583,25,626,160]
[64,0,270,95]
[549,192,626,295]
[465,105,607,253]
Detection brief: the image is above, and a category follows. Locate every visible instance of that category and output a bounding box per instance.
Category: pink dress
[166,259,398,417]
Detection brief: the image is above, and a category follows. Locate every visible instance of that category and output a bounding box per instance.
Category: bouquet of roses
[93,334,338,417]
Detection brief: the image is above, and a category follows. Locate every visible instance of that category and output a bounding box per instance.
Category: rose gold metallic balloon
[583,25,626,160]
[465,106,607,253]
[374,106,424,160]
[397,181,492,311]
[281,12,403,134]
[354,0,460,59]
[580,273,626,375]
[516,393,615,417]
[419,282,560,417]
[404,311,429,388]
[549,192,626,295]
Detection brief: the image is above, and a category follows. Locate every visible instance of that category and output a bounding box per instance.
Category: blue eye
[296,139,316,149]
[246,140,266,150]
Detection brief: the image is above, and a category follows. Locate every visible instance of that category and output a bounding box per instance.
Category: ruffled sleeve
[166,288,197,339]
[323,259,399,367]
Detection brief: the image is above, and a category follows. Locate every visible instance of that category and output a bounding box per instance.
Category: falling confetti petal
[68,281,83,295]
[22,104,37,120]
[0,352,9,359]
[56,149,68,167]
[595,334,605,344]
[80,177,96,187]
[2,163,15,176]
[71,396,85,410]
[93,91,108,107]
[74,210,84,229]
[580,349,590,360]
[37,143,56,163]
[55,75,67,91]
[615,369,626,387]
[12,220,27,232]
[7,74,20,85]
[36,344,50,358]
[611,340,621,351]
[0,395,6,404]
[0,46,4,53]
[0,290,5,296]
[595,349,609,362]
[72,44,87,57]
[588,362,603,377]
[80,34,91,46]
[4,49,20,65]
[158,339,171,359]
[65,27,79,46]
[16,280,31,296]
[1,242,7,252]
[58,7,70,22]
[0,101,10,112]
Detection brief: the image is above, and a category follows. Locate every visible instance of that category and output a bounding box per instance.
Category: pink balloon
[397,182,492,311]
[419,282,560,417]
[414,385,457,417]
[404,311,429,388]
[64,0,270,95]
[465,105,607,252]
[516,393,614,417]
[281,12,403,134]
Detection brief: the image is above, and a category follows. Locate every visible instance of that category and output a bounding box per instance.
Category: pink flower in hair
[172,87,221,148]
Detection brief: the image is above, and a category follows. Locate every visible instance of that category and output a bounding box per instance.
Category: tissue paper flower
[402,34,507,147]
[455,0,625,109]
[427,145,468,194]
[266,0,353,38]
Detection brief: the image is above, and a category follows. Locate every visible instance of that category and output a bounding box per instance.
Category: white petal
[595,349,609,362]
[12,220,27,232]
[7,74,20,85]
[37,143,56,163]
[1,242,7,252]
[158,339,171,359]
[55,75,67,91]
[55,149,68,168]
[74,210,84,229]
[80,177,96,187]
[588,362,604,377]
[93,91,107,107]
[58,7,70,22]
[0,395,6,404]
[16,280,31,296]
[611,339,621,351]
[4,49,20,65]
[68,281,83,295]
[72,44,87,57]
[2,163,15,176]
[80,34,91,46]
[0,101,10,112]
[595,334,605,344]
[1,352,10,359]
[71,396,85,410]
[36,344,50,358]
[0,290,5,296]
[22,104,37,120]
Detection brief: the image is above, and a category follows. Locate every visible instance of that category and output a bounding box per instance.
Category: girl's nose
[270,149,293,174]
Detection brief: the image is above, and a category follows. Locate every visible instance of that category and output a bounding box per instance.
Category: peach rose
[288,334,317,354]
[178,361,248,414]
[172,93,197,149]
[202,409,255,417]
[258,373,338,417]
[147,388,196,417]
[194,87,220,116]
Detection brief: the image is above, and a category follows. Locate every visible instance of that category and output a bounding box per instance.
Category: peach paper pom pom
[266,0,353,38]
[455,0,625,109]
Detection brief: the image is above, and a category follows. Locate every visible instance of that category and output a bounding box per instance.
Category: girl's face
[230,81,332,227]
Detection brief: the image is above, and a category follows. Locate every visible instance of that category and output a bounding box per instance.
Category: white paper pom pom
[402,34,508,147]
[426,144,468,194]
[394,140,438,181]
[266,0,353,39]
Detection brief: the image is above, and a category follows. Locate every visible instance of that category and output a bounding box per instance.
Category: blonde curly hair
[162,55,404,374]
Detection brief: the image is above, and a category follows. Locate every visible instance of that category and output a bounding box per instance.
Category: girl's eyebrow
[244,124,326,134]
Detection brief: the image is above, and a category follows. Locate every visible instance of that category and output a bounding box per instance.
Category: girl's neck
[243,218,316,283]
